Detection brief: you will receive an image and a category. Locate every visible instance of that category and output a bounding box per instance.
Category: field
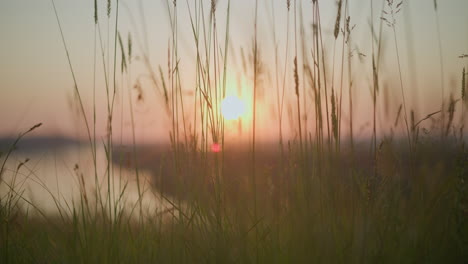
[1,0,467,263]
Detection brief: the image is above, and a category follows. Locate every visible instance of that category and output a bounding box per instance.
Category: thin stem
[253,0,259,262]
[392,25,412,152]
[50,0,94,161]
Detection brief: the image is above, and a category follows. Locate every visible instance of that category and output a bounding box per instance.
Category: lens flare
[211,143,221,153]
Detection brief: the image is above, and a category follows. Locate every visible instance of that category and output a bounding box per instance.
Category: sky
[0,0,467,144]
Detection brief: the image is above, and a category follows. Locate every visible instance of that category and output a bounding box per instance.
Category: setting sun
[221,96,246,120]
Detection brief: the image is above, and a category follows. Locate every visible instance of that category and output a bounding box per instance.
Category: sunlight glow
[221,96,246,120]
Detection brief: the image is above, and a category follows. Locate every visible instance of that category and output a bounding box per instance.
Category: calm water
[0,144,174,220]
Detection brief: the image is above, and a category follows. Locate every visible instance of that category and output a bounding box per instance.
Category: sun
[221,96,246,120]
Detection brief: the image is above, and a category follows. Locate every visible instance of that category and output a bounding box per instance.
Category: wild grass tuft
[1,1,466,263]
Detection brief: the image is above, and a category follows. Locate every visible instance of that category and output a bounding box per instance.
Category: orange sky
[1,0,467,144]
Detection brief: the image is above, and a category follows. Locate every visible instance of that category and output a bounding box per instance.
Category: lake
[0,141,175,221]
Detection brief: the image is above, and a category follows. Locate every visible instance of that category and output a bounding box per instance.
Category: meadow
[1,0,467,263]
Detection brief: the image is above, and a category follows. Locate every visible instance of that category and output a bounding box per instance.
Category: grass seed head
[294,57,299,96]
[211,0,217,14]
[334,0,342,39]
[446,95,456,136]
[94,0,98,24]
[394,104,402,127]
[128,33,132,64]
[159,66,169,107]
[331,90,338,141]
[462,67,466,101]
[118,32,127,73]
[27,123,42,133]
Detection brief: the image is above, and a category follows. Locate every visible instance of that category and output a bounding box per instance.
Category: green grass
[1,0,468,263]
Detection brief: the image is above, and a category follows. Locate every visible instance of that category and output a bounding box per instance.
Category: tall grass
[1,0,467,263]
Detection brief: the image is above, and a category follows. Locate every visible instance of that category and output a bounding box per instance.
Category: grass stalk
[252,0,259,261]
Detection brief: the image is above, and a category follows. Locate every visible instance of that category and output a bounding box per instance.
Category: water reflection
[0,143,174,221]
